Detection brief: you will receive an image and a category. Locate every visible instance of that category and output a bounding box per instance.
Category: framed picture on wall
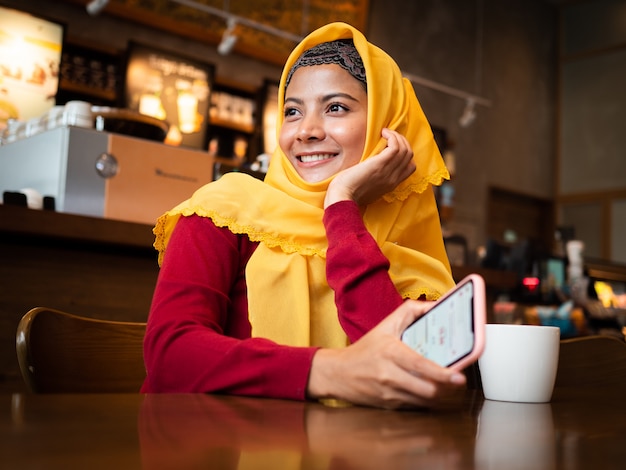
[124,42,214,150]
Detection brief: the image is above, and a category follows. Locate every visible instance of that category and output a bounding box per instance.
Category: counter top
[0,203,154,250]
[0,203,521,289]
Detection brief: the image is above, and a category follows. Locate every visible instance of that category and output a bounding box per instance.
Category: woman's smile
[297,152,338,163]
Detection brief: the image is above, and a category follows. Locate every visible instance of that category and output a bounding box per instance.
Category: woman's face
[279,64,367,183]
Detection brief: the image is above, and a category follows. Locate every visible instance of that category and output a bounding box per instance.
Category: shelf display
[124,42,214,150]
[58,42,122,106]
[207,83,260,179]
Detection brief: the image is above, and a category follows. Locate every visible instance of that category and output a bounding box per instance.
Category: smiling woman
[142,22,461,410]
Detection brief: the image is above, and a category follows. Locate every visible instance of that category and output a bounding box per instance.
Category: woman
[143,22,465,409]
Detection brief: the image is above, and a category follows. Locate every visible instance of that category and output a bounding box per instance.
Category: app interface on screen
[401,281,475,367]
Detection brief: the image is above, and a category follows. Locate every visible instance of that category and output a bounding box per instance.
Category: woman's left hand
[324,128,416,208]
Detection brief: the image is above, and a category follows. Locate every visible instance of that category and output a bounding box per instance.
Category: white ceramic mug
[479,324,560,403]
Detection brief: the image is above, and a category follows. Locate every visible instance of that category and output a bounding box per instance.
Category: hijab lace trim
[402,286,443,302]
[153,207,327,259]
[384,167,449,202]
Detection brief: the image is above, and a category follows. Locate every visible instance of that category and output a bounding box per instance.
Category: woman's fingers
[308,301,466,409]
[325,129,415,207]
[368,129,415,189]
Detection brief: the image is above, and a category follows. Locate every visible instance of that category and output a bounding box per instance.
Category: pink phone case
[402,273,487,371]
[449,274,486,371]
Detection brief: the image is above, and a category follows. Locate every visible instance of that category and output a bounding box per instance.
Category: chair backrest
[555,335,626,389]
[16,307,147,393]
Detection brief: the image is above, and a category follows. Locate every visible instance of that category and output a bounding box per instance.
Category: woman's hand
[307,300,467,410]
[324,128,416,208]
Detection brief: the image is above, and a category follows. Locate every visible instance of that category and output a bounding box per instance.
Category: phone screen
[401,280,475,367]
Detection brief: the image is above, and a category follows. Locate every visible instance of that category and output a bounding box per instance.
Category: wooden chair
[554,335,626,389]
[16,307,147,393]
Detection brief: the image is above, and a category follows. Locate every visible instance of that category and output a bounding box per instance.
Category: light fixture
[86,0,109,16]
[459,99,477,128]
[217,17,238,55]
[171,0,303,44]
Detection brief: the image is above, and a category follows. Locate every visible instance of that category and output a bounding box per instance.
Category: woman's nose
[297,115,325,141]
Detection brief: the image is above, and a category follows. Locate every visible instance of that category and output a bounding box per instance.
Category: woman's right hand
[307,300,467,410]
[324,128,416,208]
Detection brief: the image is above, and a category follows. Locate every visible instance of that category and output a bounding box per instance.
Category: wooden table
[1,386,624,469]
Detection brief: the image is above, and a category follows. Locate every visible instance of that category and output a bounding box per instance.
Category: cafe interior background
[0,0,625,391]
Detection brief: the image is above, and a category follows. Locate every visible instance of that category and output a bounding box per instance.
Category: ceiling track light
[459,99,477,128]
[171,0,303,44]
[217,17,238,55]
[86,0,110,16]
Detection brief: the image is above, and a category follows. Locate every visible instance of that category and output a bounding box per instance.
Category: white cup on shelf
[2,119,21,143]
[26,117,45,137]
[19,188,44,209]
[47,105,65,129]
[63,101,93,128]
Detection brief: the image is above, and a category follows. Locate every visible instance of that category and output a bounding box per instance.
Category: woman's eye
[284,107,299,118]
[328,103,348,113]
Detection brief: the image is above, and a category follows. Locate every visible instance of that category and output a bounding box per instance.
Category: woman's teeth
[299,154,334,163]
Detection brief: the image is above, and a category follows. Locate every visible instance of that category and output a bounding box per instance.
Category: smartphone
[400,274,486,371]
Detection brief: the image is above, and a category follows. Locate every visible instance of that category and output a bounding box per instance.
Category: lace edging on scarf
[401,285,445,302]
[153,207,327,263]
[383,167,449,203]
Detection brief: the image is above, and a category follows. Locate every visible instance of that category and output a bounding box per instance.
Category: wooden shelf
[59,79,118,102]
[586,258,626,284]
[209,116,255,134]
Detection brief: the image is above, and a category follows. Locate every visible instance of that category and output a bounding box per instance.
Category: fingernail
[450,373,466,385]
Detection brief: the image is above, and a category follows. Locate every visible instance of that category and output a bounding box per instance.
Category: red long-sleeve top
[142,200,403,399]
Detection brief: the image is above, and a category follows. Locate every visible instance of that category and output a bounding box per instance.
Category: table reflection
[138,393,478,469]
[475,400,555,470]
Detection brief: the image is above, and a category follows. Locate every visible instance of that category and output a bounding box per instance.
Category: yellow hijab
[153,22,454,349]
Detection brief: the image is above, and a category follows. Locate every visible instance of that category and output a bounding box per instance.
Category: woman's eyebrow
[284,96,303,105]
[321,92,361,103]
[284,92,361,105]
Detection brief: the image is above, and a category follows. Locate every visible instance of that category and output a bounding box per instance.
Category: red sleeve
[324,200,403,342]
[142,214,317,400]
